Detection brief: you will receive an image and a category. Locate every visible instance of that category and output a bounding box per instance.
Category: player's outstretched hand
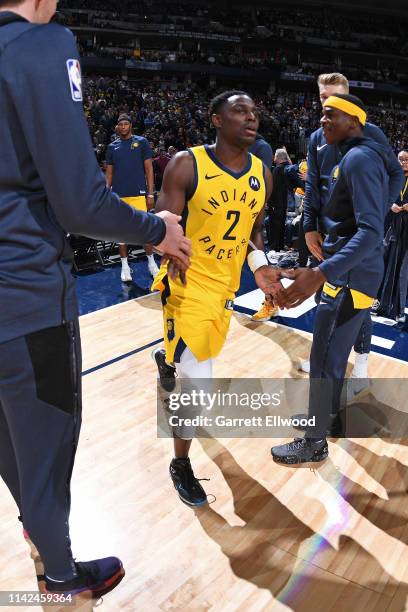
[275,267,326,309]
[254,266,284,297]
[155,211,192,271]
[305,231,324,262]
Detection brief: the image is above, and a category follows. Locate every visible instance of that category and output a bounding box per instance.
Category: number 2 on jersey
[223,210,240,241]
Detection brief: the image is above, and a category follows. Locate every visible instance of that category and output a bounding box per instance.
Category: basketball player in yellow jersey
[152,91,283,506]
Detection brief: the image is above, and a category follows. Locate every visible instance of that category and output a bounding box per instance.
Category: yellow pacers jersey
[183,144,265,293]
[152,145,266,363]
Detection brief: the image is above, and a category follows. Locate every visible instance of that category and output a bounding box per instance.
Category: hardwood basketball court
[1,292,408,611]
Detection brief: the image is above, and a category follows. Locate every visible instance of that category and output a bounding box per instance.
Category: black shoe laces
[286,438,306,451]
[177,460,209,490]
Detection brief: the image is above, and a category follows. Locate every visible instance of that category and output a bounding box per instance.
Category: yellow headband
[323,96,367,126]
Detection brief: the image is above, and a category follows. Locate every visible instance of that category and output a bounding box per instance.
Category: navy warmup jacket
[319,138,390,298]
[0,13,166,342]
[304,123,404,234]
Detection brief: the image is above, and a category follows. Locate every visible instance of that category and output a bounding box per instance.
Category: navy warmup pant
[0,321,81,580]
[308,288,371,435]
[353,309,372,354]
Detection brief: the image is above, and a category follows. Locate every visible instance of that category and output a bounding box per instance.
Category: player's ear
[211,113,222,128]
[211,113,222,129]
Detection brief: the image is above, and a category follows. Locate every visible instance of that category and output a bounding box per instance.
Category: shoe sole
[177,492,208,507]
[89,567,125,598]
[46,567,125,599]
[151,348,162,360]
[271,447,328,465]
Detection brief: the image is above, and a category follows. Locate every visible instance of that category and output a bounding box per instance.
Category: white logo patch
[66,59,83,102]
[249,176,261,191]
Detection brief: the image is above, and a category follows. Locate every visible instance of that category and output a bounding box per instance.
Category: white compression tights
[172,347,213,440]
[176,346,213,379]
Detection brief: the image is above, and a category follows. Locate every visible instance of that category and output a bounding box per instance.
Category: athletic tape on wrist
[247,249,268,273]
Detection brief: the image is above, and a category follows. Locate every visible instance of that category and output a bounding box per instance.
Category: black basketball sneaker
[45,557,125,597]
[271,437,328,465]
[152,348,176,392]
[169,458,208,506]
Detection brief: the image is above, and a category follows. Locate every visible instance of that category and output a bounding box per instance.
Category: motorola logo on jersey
[249,176,261,191]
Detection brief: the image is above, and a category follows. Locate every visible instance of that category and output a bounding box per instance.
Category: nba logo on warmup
[249,176,260,191]
[66,59,83,102]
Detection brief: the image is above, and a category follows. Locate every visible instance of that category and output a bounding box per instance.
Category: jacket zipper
[45,204,67,324]
[68,321,80,426]
[65,320,80,576]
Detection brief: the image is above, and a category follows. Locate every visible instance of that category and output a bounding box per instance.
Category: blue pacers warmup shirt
[106,135,152,197]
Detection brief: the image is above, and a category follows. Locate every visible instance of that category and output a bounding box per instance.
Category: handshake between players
[256,265,327,311]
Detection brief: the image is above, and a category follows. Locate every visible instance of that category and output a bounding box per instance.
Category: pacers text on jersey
[199,188,260,261]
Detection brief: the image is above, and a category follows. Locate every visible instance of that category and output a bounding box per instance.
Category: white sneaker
[299,360,310,374]
[148,261,160,278]
[121,265,132,282]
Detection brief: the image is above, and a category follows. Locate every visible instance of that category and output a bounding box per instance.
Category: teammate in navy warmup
[106,114,160,282]
[0,0,191,598]
[300,73,404,378]
[272,94,391,464]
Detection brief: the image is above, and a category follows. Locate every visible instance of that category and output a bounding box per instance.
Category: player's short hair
[208,90,250,116]
[317,73,349,92]
[0,0,23,6]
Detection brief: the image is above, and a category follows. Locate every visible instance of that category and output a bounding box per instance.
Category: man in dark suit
[268,148,291,251]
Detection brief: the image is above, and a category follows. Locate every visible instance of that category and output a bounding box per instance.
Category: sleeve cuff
[303,221,317,233]
[152,215,166,246]
[318,260,333,279]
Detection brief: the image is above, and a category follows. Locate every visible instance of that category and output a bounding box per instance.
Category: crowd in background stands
[57,0,408,95]
[58,1,408,58]
[75,36,402,86]
[58,1,246,31]
[254,7,407,57]
[84,77,408,168]
[76,43,287,70]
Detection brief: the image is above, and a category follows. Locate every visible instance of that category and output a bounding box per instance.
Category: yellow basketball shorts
[153,272,234,363]
[121,196,147,212]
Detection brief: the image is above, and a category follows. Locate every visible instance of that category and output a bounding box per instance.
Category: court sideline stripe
[82,338,163,376]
